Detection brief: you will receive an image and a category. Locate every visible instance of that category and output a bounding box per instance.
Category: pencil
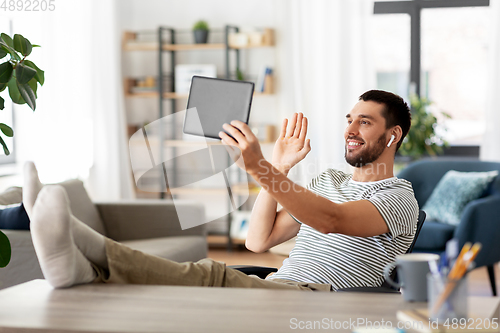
[431,242,481,316]
[448,242,471,279]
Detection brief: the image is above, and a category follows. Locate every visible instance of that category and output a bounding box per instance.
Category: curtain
[275,0,376,185]
[86,0,135,200]
[9,2,95,182]
[5,0,134,199]
[481,0,500,162]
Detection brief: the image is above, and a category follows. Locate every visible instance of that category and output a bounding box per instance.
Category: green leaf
[0,43,21,62]
[0,123,13,137]
[28,77,37,98]
[13,34,32,57]
[400,93,450,158]
[7,77,25,105]
[0,82,6,92]
[15,63,36,84]
[193,20,209,30]
[1,33,13,48]
[0,61,13,83]
[24,60,44,86]
[17,81,36,110]
[32,44,41,48]
[0,48,6,59]
[0,230,11,267]
[0,96,3,110]
[0,136,10,156]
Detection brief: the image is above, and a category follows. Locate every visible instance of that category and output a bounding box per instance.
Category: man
[26,89,418,292]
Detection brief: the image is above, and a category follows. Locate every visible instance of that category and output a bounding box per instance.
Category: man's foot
[23,161,43,218]
[31,186,96,288]
[23,162,108,270]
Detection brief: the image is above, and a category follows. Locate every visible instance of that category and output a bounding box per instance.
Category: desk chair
[231,210,426,293]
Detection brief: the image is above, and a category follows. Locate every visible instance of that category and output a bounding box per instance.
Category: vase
[193,30,209,44]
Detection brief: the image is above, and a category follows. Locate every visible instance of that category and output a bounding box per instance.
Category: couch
[397,159,500,295]
[0,179,207,290]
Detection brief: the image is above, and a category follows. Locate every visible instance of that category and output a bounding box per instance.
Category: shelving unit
[129,138,275,148]
[123,85,273,99]
[123,42,274,52]
[122,26,275,249]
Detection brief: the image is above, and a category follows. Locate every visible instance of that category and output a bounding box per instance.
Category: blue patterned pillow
[423,170,498,226]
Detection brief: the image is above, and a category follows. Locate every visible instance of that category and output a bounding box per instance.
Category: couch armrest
[454,195,500,267]
[95,200,206,242]
[0,230,43,289]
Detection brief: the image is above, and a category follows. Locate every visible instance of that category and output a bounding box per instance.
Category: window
[371,14,411,101]
[421,7,490,145]
[373,0,490,147]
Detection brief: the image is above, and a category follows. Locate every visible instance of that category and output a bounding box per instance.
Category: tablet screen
[183,76,254,139]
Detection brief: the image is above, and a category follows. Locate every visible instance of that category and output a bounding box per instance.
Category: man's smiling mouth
[347,140,364,149]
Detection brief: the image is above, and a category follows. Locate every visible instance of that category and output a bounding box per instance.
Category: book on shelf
[256,65,273,93]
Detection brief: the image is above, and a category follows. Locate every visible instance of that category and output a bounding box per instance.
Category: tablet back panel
[184,76,254,139]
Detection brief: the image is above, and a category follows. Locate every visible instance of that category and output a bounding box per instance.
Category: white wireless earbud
[387,135,395,148]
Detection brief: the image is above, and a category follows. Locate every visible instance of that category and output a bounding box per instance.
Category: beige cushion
[57,180,107,236]
[0,180,106,236]
[0,187,22,206]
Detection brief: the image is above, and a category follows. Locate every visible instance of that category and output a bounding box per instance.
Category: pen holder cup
[427,273,468,323]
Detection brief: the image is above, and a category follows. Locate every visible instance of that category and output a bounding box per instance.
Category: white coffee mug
[384,253,440,302]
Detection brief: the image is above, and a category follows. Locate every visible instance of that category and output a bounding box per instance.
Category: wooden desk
[0,280,493,333]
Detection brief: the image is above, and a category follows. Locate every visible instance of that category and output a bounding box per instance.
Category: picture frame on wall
[175,64,217,94]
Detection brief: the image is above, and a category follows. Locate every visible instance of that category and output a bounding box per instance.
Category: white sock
[22,161,108,270]
[31,185,96,288]
[22,161,43,219]
[71,215,108,270]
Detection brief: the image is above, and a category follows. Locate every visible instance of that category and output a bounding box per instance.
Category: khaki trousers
[93,238,331,292]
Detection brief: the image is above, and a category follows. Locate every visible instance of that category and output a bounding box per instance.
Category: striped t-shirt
[267,169,419,291]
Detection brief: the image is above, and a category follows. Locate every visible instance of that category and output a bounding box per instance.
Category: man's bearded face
[344,131,387,167]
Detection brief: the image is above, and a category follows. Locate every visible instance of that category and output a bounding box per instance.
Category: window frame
[374,0,490,155]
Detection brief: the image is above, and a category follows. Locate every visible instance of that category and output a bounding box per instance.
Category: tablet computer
[183,76,254,139]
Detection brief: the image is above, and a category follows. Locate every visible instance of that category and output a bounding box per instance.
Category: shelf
[124,91,273,99]
[135,183,260,196]
[124,42,226,52]
[165,140,275,146]
[122,30,274,52]
[123,42,274,52]
[125,91,188,99]
[129,138,275,147]
[171,185,260,196]
[170,187,251,196]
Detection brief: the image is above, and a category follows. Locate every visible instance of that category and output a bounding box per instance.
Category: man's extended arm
[248,160,389,236]
[219,117,390,238]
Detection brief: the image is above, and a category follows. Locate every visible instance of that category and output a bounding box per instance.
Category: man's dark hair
[359,90,411,152]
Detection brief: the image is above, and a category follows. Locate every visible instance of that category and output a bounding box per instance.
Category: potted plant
[0,32,45,268]
[193,20,209,44]
[399,94,451,160]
